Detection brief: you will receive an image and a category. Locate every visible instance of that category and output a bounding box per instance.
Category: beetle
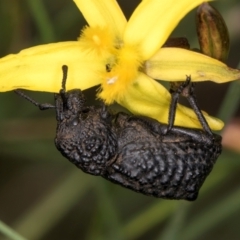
[15,65,222,201]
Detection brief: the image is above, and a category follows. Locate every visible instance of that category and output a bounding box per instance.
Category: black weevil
[15,65,222,201]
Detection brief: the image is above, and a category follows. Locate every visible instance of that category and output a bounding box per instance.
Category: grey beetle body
[53,67,221,201]
[16,65,222,201]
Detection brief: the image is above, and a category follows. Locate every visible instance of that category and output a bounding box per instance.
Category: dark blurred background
[0,0,240,240]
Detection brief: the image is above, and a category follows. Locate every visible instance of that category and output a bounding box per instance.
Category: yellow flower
[0,0,239,130]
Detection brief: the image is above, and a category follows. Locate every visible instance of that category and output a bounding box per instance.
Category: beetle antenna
[61,65,68,92]
[14,89,55,110]
[13,66,69,111]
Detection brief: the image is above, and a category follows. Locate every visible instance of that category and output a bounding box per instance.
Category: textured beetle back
[54,95,118,176]
[104,114,222,200]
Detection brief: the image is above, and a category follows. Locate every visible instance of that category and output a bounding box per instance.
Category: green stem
[123,201,177,239]
[217,80,240,123]
[157,202,190,240]
[181,186,240,240]
[26,0,55,42]
[87,182,124,240]
[0,220,27,240]
[11,170,93,240]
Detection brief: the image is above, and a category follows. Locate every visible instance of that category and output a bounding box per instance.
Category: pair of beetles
[15,65,222,201]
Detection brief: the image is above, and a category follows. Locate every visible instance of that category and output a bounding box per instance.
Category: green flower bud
[196,2,230,62]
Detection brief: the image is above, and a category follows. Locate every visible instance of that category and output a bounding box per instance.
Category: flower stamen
[99,44,143,104]
[107,76,118,85]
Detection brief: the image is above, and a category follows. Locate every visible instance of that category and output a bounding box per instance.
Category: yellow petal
[73,0,127,36]
[124,0,212,60]
[0,42,105,92]
[118,73,224,130]
[144,47,240,82]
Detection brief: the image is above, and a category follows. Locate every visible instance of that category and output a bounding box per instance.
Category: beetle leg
[168,76,213,135]
[167,78,191,131]
[185,79,213,135]
[14,89,55,110]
